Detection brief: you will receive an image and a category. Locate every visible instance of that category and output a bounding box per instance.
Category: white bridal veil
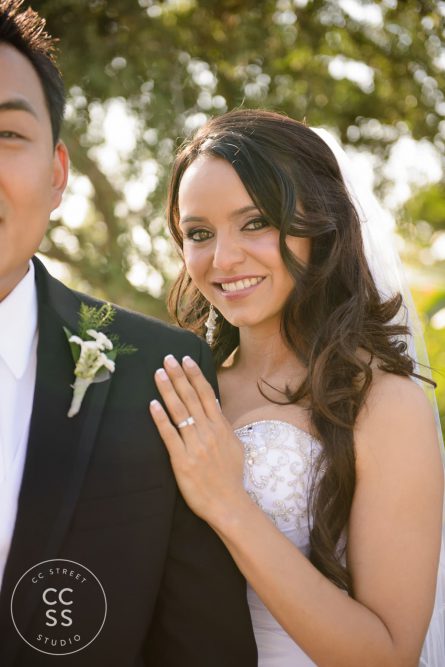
[312,128,445,667]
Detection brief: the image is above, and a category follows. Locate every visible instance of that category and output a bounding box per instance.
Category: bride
[149,109,444,666]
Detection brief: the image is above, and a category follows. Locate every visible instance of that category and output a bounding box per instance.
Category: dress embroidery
[235,420,321,531]
[235,420,323,666]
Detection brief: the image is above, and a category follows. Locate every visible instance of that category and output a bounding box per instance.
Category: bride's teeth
[220,277,263,292]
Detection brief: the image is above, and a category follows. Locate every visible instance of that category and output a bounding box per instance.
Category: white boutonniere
[64,303,136,418]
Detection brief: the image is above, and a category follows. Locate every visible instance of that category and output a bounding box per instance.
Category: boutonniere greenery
[64,303,137,418]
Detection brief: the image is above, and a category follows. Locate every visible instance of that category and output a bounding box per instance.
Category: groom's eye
[0,130,23,139]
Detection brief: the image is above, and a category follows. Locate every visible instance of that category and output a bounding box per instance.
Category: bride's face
[177,155,310,330]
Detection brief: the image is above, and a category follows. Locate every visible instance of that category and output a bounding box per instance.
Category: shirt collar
[0,262,38,379]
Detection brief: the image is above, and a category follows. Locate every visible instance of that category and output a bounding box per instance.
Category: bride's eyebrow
[230,205,260,218]
[179,205,260,226]
[179,215,208,225]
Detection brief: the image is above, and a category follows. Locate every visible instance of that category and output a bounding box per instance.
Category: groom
[0,2,256,665]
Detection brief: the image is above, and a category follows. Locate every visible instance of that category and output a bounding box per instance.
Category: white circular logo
[11,559,107,656]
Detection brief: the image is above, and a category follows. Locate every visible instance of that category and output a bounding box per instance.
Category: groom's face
[0,42,68,301]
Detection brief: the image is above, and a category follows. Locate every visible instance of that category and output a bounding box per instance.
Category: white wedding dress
[235,419,445,667]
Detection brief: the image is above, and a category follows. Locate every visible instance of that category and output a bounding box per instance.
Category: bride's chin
[223,314,261,329]
[212,303,266,329]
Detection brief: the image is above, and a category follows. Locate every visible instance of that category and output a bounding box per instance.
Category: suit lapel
[0,258,113,662]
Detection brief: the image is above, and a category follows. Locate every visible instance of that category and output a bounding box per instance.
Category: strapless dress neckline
[234,419,319,444]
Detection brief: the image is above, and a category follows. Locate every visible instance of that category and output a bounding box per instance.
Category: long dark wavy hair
[166,109,419,593]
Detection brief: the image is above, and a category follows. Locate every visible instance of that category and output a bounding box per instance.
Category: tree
[27,0,445,430]
[30,0,444,317]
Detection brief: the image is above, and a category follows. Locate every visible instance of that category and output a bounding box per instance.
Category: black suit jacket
[0,258,257,666]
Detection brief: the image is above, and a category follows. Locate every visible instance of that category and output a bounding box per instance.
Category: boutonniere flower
[64,303,136,418]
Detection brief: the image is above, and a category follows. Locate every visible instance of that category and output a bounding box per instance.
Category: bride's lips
[212,275,266,300]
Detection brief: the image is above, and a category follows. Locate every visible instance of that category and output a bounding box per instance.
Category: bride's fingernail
[182,356,196,368]
[164,354,179,368]
[150,399,162,411]
[155,368,168,380]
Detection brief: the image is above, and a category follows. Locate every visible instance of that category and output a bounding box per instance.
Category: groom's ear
[51,140,70,211]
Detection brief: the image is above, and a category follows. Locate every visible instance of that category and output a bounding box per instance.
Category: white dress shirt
[0,261,38,590]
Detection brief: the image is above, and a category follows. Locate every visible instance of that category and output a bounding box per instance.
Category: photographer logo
[11,559,107,656]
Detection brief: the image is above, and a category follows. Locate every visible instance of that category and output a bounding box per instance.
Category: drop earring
[205,305,218,346]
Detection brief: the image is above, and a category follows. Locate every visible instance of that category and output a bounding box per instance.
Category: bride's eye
[185,228,213,243]
[243,217,270,231]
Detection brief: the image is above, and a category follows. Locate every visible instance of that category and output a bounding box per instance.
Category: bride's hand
[149,354,247,526]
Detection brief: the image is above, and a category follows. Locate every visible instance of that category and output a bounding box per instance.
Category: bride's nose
[212,233,245,271]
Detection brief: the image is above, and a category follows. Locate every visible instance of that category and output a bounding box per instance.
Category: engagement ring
[177,416,195,429]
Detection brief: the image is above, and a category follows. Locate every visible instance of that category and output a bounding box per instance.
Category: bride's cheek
[184,245,207,281]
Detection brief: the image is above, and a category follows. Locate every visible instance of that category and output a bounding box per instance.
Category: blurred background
[31,0,445,430]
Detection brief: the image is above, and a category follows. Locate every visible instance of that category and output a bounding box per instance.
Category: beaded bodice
[235,419,321,557]
[234,419,322,666]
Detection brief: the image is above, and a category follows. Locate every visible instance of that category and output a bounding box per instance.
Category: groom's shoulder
[71,288,201,349]
[34,257,202,352]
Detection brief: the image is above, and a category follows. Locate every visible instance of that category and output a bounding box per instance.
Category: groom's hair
[0,0,65,145]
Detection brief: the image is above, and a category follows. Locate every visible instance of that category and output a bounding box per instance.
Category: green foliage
[412,288,445,437]
[424,324,445,433]
[64,303,137,362]
[27,1,445,435]
[28,0,445,317]
[77,302,116,338]
[108,338,138,358]
[63,326,82,364]
[404,183,445,233]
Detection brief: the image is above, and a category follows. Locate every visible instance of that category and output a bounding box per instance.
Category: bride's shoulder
[354,368,439,468]
[355,349,431,420]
